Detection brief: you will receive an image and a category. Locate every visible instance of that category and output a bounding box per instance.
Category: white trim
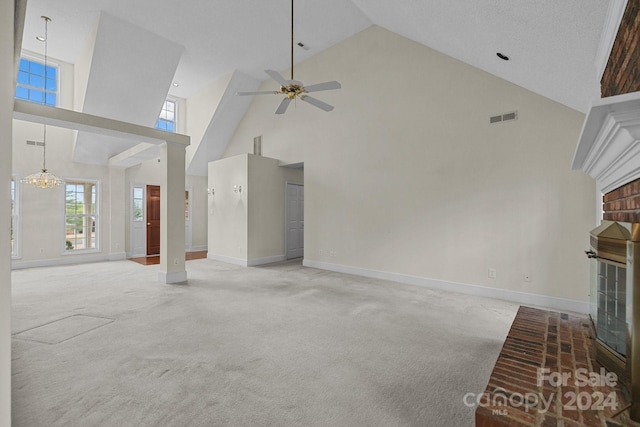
[158,270,187,284]
[207,253,247,266]
[206,253,286,267]
[189,245,208,252]
[572,91,640,193]
[108,252,127,261]
[12,253,110,270]
[303,260,589,314]
[595,0,628,81]
[247,255,286,266]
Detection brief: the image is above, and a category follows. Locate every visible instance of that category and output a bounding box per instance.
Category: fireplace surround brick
[603,177,640,222]
[475,306,637,426]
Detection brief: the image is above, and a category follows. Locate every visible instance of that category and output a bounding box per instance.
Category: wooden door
[146,185,161,255]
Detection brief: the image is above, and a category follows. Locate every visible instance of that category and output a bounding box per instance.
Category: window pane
[45,93,56,106]
[46,78,56,91]
[134,199,143,221]
[30,61,43,76]
[166,101,175,112]
[166,110,175,122]
[134,188,143,199]
[17,71,28,84]
[15,86,28,100]
[29,74,43,88]
[19,59,28,72]
[167,122,175,132]
[28,90,43,103]
[46,65,56,79]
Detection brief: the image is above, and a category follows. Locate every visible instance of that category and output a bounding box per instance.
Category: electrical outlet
[488,268,497,279]
[524,273,531,282]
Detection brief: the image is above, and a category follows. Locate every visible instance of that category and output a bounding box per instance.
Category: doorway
[286,183,304,259]
[146,185,161,255]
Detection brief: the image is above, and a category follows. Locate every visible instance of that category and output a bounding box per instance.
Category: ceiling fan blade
[303,81,341,93]
[237,91,278,96]
[275,98,292,114]
[300,95,334,112]
[265,69,290,86]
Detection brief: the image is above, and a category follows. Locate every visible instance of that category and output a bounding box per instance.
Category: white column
[159,142,187,283]
[108,167,126,260]
[0,0,14,423]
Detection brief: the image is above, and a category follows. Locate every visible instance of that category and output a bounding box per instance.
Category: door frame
[285,181,304,260]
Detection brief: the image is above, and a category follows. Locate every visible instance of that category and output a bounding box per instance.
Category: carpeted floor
[11,259,518,426]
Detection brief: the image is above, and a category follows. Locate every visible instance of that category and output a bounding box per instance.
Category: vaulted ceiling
[18,0,613,169]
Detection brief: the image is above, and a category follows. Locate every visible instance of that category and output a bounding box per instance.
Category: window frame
[155,98,177,133]
[15,54,60,107]
[63,179,100,254]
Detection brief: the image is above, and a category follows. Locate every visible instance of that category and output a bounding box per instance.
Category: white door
[286,183,304,259]
[131,185,146,256]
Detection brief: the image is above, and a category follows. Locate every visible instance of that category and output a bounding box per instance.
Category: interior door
[286,183,304,259]
[146,185,161,255]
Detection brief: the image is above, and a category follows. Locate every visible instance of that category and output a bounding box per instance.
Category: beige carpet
[11,259,518,426]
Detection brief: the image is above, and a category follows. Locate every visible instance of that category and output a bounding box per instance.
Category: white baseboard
[108,252,127,261]
[12,253,109,270]
[247,255,286,266]
[303,260,589,314]
[206,253,286,267]
[189,245,208,252]
[207,253,248,266]
[158,270,188,284]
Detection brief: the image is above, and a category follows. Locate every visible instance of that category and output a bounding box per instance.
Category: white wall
[208,154,248,262]
[208,154,303,265]
[1,0,13,422]
[125,158,208,255]
[248,156,303,261]
[224,26,596,306]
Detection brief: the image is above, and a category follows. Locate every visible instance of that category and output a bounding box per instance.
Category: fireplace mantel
[572,91,640,194]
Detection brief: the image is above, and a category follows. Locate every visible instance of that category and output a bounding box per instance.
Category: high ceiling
[21,0,611,113]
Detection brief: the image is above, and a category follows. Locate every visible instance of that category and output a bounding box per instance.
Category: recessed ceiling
[20,0,611,112]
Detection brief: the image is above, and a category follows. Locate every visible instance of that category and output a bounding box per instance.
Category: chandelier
[21,16,64,189]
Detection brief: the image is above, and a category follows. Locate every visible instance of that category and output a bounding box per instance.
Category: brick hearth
[475,306,638,426]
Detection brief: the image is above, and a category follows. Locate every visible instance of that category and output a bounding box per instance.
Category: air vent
[490,111,518,124]
[26,140,44,147]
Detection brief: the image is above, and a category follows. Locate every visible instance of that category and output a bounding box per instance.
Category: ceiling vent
[490,111,518,124]
[26,140,45,147]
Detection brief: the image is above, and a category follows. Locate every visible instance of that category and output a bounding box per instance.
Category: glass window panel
[46,78,56,91]
[45,93,56,106]
[15,86,28,100]
[134,188,143,199]
[19,59,29,71]
[167,122,175,132]
[30,61,43,76]
[166,101,175,112]
[166,110,175,122]
[17,71,28,84]
[28,90,43,103]
[46,65,56,79]
[29,74,43,88]
[134,199,143,221]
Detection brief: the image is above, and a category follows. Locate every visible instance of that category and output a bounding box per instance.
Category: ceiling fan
[237,0,341,114]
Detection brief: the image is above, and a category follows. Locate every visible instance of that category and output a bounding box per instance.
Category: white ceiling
[21,0,611,113]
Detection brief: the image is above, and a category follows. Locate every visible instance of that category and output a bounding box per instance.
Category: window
[16,58,57,106]
[133,187,144,222]
[155,99,176,132]
[65,181,98,252]
[11,177,19,258]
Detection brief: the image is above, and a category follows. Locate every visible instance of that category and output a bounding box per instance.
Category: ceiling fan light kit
[237,0,341,114]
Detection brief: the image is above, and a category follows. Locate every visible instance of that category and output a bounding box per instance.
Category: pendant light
[21,16,64,189]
